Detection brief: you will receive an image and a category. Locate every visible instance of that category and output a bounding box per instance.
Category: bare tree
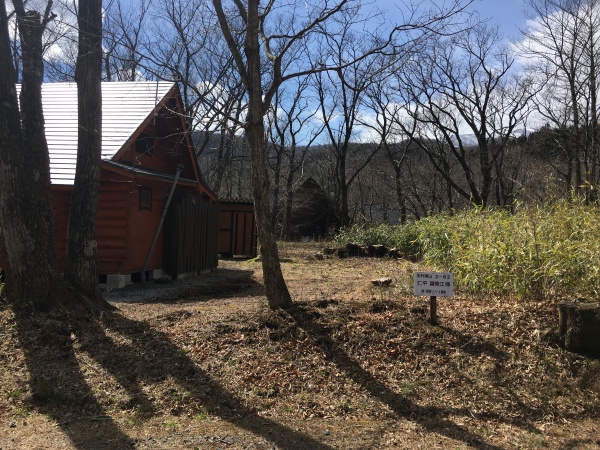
[4,0,79,82]
[195,79,248,197]
[102,0,152,81]
[266,76,322,237]
[211,0,469,308]
[520,0,600,197]
[313,39,385,227]
[362,76,414,222]
[396,25,535,208]
[141,0,238,131]
[282,87,323,240]
[63,0,107,305]
[128,0,255,198]
[39,0,151,81]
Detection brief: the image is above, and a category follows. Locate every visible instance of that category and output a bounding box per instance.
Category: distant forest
[197,127,581,238]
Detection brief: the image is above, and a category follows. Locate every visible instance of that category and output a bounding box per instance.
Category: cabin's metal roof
[17,81,175,185]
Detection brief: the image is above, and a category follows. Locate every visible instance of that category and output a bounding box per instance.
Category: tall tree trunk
[270,148,282,233]
[393,165,407,224]
[283,150,297,240]
[212,130,227,196]
[0,2,69,311]
[588,17,599,198]
[64,0,104,303]
[335,145,351,228]
[245,0,292,309]
[246,124,292,309]
[16,8,54,264]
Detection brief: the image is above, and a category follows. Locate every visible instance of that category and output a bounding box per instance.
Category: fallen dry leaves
[1,242,599,449]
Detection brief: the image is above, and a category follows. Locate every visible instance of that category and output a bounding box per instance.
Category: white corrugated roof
[17,81,175,185]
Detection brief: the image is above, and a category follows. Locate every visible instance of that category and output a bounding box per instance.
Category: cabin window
[140,187,152,210]
[135,133,154,156]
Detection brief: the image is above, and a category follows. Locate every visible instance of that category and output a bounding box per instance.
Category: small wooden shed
[2,82,218,286]
[218,201,257,258]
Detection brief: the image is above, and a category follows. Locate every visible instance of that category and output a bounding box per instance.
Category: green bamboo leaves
[335,201,600,300]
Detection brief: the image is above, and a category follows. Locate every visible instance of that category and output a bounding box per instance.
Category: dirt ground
[1,242,599,449]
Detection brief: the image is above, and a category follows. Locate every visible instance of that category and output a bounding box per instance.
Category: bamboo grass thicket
[334,201,600,300]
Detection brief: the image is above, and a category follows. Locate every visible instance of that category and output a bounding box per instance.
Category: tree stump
[558,301,600,357]
[368,244,388,258]
[388,248,400,259]
[345,243,363,257]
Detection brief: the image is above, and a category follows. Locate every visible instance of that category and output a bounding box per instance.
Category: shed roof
[18,81,176,185]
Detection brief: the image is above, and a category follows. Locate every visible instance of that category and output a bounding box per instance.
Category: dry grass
[1,241,599,449]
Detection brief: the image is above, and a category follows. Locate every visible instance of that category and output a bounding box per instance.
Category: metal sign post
[413,272,454,325]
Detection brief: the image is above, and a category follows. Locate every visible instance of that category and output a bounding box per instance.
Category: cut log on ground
[345,243,364,257]
[558,301,600,357]
[368,245,388,258]
[372,278,392,286]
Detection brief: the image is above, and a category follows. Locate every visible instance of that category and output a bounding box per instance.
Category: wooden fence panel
[163,194,218,277]
[217,202,257,257]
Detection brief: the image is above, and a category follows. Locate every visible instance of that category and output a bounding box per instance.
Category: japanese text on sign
[413,272,454,297]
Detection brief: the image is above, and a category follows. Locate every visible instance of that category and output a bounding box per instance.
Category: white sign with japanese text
[413,272,454,297]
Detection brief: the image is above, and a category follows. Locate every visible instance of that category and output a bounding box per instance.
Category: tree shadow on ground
[12,281,552,450]
[559,438,600,450]
[13,305,333,450]
[286,305,541,449]
[438,325,507,359]
[13,309,137,449]
[105,267,265,304]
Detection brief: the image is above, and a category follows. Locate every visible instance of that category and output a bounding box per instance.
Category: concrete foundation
[151,269,164,280]
[106,274,132,290]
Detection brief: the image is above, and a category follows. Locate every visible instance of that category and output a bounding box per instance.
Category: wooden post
[429,295,438,325]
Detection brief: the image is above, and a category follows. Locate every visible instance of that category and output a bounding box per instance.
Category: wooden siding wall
[1,178,213,278]
[52,189,71,272]
[48,177,170,276]
[121,180,167,274]
[163,195,218,276]
[95,177,168,275]
[97,183,131,271]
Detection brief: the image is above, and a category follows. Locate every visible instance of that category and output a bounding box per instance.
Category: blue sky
[467,0,529,40]
[375,0,530,43]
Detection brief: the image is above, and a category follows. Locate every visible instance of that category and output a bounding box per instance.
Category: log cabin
[1,81,218,288]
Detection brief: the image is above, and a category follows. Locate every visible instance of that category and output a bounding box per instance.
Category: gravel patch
[103,278,192,303]
[103,261,262,303]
